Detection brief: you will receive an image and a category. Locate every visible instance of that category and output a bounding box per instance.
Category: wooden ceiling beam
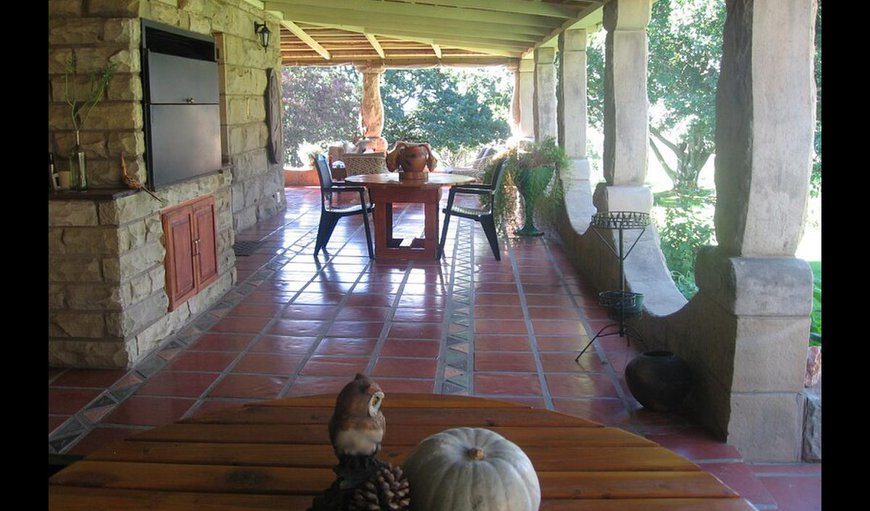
[522,1,603,57]
[398,0,595,18]
[283,56,519,68]
[299,22,530,56]
[264,1,562,31]
[272,7,550,42]
[280,20,331,60]
[365,33,386,59]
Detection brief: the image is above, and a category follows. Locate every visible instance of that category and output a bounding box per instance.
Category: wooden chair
[439,158,508,260]
[313,154,374,258]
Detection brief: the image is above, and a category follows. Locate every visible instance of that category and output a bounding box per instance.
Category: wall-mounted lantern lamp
[254,22,271,51]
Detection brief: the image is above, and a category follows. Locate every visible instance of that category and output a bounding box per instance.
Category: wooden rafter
[264,0,565,30]
[365,33,385,59]
[281,20,331,60]
[269,7,552,41]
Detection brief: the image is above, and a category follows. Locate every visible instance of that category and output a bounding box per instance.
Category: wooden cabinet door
[192,196,218,289]
[163,206,196,311]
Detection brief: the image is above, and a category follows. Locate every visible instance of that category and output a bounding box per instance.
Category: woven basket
[342,152,388,176]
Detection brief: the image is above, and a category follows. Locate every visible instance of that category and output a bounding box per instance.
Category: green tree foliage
[588,0,724,192]
[381,68,512,166]
[654,191,716,299]
[280,66,511,168]
[281,66,361,166]
[646,0,724,191]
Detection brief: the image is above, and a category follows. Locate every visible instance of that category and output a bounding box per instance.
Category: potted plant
[485,137,566,236]
[63,50,116,191]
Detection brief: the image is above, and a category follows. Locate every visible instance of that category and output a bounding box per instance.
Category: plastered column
[558,28,596,231]
[359,65,387,152]
[597,0,653,213]
[534,47,557,141]
[516,58,535,138]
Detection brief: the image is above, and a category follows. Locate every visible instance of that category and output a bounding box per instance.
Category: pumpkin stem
[467,447,486,461]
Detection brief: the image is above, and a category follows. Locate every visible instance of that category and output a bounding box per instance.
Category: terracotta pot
[400,145,430,172]
[625,351,691,412]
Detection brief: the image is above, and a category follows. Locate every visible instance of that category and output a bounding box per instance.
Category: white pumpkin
[401,427,541,511]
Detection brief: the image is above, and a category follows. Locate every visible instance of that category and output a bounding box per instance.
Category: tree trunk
[649,126,712,192]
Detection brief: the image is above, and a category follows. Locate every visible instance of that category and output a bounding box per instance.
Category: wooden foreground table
[49,394,756,510]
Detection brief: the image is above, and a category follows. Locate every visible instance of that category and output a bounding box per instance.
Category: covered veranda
[49,0,819,509]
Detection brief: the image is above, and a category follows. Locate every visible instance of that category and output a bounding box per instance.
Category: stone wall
[48,0,285,368]
[49,175,235,368]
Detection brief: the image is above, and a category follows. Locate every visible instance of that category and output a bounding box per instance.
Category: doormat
[233,240,264,257]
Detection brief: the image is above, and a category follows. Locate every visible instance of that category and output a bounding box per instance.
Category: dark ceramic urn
[625,351,692,412]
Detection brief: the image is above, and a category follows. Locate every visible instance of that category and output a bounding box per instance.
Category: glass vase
[69,130,87,191]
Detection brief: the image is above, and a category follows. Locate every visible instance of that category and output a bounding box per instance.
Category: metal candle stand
[575,211,651,361]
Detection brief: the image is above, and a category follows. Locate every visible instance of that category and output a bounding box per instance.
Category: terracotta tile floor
[48,186,820,510]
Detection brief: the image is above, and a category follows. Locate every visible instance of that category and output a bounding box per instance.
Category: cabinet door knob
[186,97,195,104]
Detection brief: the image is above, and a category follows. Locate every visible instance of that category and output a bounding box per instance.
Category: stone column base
[684,247,814,462]
[593,183,653,213]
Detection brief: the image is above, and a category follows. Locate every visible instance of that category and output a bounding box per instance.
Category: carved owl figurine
[328,374,386,458]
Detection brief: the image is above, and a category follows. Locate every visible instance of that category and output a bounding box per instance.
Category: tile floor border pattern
[437,219,475,395]
[505,238,555,410]
[49,204,337,454]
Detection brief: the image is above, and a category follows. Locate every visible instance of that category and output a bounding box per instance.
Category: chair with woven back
[438,158,509,261]
[313,154,374,258]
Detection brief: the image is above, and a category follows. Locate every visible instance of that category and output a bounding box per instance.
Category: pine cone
[348,464,410,511]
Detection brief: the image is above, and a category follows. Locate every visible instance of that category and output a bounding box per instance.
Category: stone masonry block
[105,73,143,101]
[49,0,83,17]
[729,392,803,462]
[228,122,262,154]
[118,220,148,252]
[731,316,811,393]
[49,255,102,282]
[187,270,233,315]
[188,12,211,34]
[87,0,140,17]
[230,148,268,182]
[233,206,257,232]
[65,284,123,311]
[48,47,140,76]
[98,193,160,225]
[49,18,103,45]
[135,303,192,357]
[802,388,821,461]
[107,131,145,157]
[117,241,165,281]
[696,248,814,316]
[105,291,168,338]
[120,265,165,305]
[52,311,105,338]
[49,201,99,226]
[48,284,66,309]
[61,227,120,255]
[243,177,264,208]
[103,18,139,44]
[52,130,109,158]
[48,339,130,369]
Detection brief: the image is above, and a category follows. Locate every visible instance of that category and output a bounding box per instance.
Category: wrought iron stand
[576,211,651,361]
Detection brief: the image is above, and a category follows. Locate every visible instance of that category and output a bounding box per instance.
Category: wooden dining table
[345,173,474,261]
[49,393,756,510]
